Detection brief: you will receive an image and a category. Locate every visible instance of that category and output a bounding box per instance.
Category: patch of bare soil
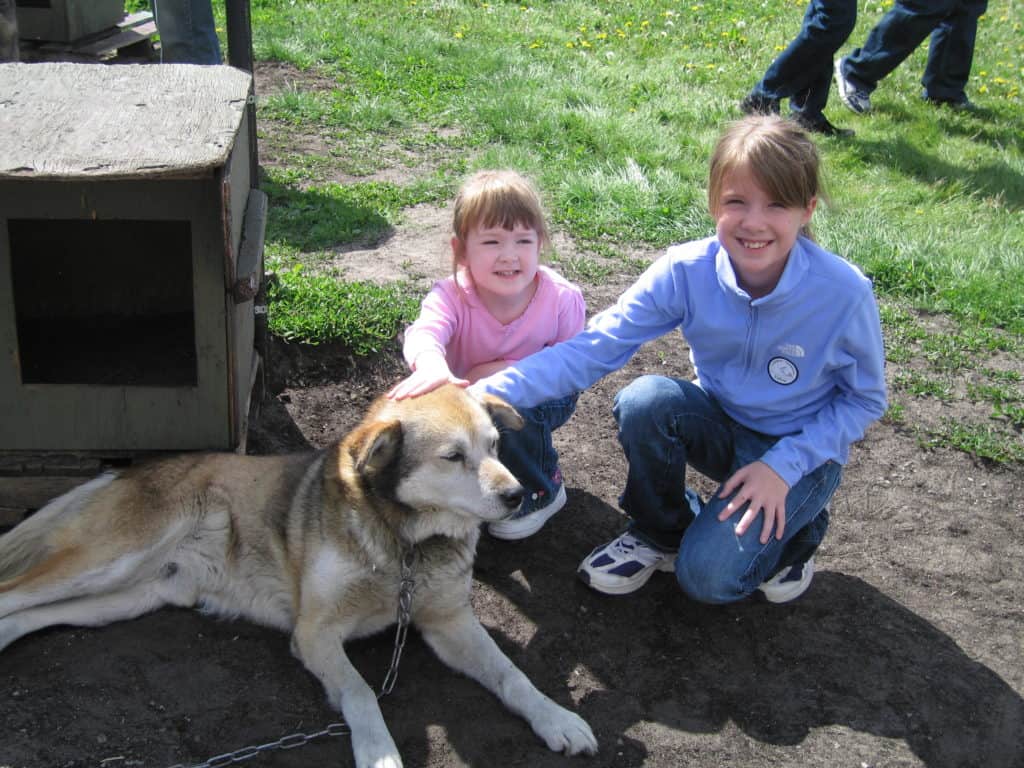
[2,75,1022,768]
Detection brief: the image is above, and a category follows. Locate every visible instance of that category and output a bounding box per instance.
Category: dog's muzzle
[501,486,524,514]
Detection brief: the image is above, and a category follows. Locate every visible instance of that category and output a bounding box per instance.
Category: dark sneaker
[758,556,815,603]
[834,57,871,114]
[792,113,855,137]
[488,469,566,540]
[923,92,977,112]
[740,92,781,116]
[577,532,676,595]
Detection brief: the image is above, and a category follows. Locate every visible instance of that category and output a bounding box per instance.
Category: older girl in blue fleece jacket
[473,115,887,604]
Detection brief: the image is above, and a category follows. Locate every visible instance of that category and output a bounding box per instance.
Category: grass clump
[267,264,420,353]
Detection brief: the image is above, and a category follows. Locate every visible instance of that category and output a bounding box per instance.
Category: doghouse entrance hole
[10,219,197,386]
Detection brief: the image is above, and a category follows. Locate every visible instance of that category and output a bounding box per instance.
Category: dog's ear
[349,418,403,476]
[480,393,524,431]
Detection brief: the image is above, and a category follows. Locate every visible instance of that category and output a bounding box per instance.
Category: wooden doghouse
[0,62,266,512]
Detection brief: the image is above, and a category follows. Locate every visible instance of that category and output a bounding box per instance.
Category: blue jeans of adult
[613,375,842,605]
[841,0,988,101]
[497,394,577,517]
[154,0,222,64]
[752,0,857,121]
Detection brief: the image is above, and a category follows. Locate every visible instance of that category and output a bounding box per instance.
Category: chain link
[164,549,417,768]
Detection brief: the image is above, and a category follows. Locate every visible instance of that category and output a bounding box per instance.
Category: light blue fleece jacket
[475,235,888,488]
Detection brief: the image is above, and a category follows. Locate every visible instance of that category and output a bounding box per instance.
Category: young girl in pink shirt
[389,170,585,539]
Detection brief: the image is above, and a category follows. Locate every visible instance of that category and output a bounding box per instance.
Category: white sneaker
[577,532,676,595]
[488,484,567,540]
[758,556,815,603]
[834,57,872,114]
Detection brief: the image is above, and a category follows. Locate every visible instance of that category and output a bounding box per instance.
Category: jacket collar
[715,236,811,306]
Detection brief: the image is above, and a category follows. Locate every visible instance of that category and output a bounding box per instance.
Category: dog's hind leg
[0,578,175,652]
[419,608,598,756]
[0,473,117,582]
[0,516,194,622]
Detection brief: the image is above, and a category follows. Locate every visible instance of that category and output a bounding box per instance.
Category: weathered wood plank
[0,62,252,180]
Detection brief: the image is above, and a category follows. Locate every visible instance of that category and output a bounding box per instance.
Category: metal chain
[164,548,417,768]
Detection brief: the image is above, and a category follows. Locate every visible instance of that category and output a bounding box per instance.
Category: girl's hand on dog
[388,352,468,400]
[717,461,790,544]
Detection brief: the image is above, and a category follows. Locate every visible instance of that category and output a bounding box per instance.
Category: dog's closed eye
[442,450,465,463]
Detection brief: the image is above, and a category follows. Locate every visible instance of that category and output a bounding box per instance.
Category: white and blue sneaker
[577,532,676,595]
[834,57,872,114]
[758,556,815,603]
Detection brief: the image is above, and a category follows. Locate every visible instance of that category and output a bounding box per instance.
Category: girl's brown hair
[708,115,825,239]
[450,170,550,274]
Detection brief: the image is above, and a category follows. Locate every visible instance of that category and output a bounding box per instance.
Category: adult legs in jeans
[497,394,577,517]
[614,375,841,604]
[840,0,957,94]
[752,0,857,122]
[154,0,222,64]
[921,0,987,101]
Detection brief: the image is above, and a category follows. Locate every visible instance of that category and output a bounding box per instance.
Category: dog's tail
[0,472,117,581]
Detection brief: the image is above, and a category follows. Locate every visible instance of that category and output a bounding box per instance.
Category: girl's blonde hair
[450,170,550,274]
[708,115,825,239]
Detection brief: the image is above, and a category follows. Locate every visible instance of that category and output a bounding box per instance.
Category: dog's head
[340,385,525,540]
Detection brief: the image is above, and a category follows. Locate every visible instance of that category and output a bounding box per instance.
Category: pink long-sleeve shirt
[403,265,586,379]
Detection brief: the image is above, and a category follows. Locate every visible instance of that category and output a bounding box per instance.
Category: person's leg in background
[0,0,19,62]
[153,0,222,64]
[921,0,987,107]
[748,0,857,132]
[834,0,956,113]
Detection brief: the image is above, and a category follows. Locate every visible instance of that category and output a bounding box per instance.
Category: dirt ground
[3,67,1023,768]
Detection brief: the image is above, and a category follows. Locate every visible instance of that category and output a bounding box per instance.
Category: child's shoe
[577,532,676,595]
[758,556,815,603]
[488,470,566,540]
[833,57,872,114]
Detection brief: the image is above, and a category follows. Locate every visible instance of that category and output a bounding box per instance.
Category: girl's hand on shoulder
[387,356,468,400]
[717,461,789,544]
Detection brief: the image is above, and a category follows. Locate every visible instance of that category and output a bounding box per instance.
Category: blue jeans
[841,0,987,101]
[614,375,842,604]
[154,0,222,64]
[498,394,577,516]
[752,0,857,121]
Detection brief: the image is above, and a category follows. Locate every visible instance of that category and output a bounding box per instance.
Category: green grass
[267,264,420,352]
[237,0,1023,462]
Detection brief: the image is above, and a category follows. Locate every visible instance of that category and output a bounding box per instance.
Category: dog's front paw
[533,705,598,756]
[351,730,403,768]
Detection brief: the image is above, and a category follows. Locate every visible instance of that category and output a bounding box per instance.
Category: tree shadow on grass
[263,176,393,253]
[846,132,1024,211]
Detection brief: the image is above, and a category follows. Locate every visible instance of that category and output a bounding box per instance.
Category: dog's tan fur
[0,385,597,768]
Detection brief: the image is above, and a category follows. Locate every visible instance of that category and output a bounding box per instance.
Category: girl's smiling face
[714,165,816,298]
[456,223,541,304]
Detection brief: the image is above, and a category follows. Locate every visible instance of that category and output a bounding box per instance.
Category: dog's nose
[501,487,524,511]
